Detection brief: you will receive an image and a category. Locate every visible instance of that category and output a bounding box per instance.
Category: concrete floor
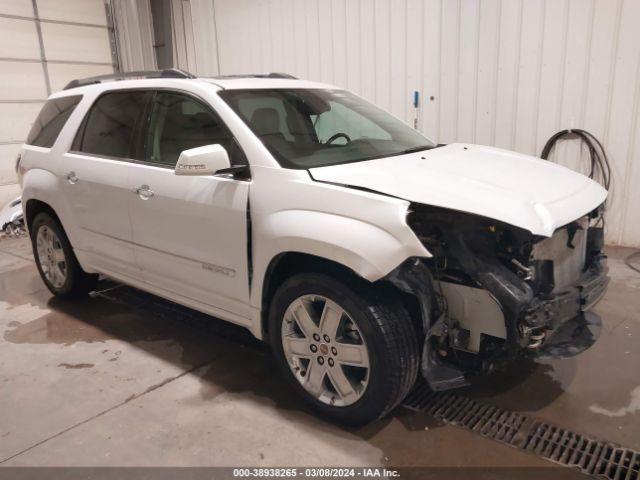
[0,236,637,472]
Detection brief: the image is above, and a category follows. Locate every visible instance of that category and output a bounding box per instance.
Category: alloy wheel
[281,294,370,407]
[36,225,67,288]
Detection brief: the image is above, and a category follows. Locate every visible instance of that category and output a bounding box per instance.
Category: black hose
[540,128,612,190]
[540,129,640,273]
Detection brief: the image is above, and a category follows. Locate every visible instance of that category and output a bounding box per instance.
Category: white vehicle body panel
[63,152,138,277]
[248,166,430,310]
[310,143,608,237]
[126,162,252,321]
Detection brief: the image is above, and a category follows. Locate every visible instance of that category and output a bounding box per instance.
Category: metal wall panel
[0,0,116,208]
[170,0,198,72]
[0,104,44,143]
[47,62,114,92]
[191,0,219,75]
[111,0,156,72]
[37,0,109,25]
[179,0,640,247]
[0,61,48,100]
[189,0,219,76]
[0,17,41,59]
[40,22,113,63]
[0,0,33,17]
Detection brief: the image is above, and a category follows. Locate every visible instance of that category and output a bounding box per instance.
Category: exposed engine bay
[386,203,610,391]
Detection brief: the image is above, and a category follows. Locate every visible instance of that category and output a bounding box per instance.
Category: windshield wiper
[400,145,434,155]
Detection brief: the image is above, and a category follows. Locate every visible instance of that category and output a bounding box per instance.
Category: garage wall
[169,0,640,247]
[111,0,156,72]
[0,0,116,207]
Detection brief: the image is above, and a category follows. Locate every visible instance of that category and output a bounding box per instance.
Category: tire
[30,212,97,298]
[269,273,420,426]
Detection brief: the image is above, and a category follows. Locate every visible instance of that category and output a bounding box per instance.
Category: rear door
[127,90,252,321]
[62,90,149,279]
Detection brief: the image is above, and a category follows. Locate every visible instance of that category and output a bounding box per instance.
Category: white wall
[111,0,156,72]
[0,0,115,207]
[174,0,640,247]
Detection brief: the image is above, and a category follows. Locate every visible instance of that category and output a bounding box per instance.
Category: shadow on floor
[2,278,568,464]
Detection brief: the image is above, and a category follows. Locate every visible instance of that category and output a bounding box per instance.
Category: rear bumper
[522,253,609,357]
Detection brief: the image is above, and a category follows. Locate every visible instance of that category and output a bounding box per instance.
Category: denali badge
[201,263,235,277]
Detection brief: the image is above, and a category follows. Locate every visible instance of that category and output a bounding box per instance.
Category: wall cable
[541,129,640,273]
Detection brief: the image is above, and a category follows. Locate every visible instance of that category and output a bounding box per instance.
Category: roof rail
[266,72,297,79]
[63,68,196,90]
[212,72,298,80]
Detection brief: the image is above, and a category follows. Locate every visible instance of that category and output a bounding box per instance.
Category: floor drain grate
[404,383,528,447]
[404,382,639,480]
[523,422,639,480]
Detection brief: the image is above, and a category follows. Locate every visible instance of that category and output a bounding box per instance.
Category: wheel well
[25,199,61,234]
[261,253,361,336]
[260,252,422,338]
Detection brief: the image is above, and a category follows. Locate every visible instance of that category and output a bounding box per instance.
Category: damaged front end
[385,203,609,391]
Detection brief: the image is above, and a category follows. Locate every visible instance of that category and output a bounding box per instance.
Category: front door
[127,91,251,321]
[62,90,149,279]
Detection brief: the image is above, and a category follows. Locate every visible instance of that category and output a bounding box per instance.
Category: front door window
[143,92,235,167]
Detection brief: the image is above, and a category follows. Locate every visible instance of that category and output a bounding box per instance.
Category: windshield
[218,88,435,169]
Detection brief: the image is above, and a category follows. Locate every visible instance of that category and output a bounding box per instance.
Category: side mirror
[174,144,231,176]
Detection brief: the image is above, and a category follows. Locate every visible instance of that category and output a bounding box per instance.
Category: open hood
[309,143,607,237]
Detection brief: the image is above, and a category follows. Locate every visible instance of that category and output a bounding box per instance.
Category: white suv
[18,69,609,425]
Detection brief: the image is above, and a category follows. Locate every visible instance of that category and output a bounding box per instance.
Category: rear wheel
[269,273,419,426]
[31,213,97,298]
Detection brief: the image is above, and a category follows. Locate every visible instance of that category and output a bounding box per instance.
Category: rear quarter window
[26,95,82,148]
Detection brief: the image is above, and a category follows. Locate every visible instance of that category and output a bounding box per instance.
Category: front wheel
[269,273,419,426]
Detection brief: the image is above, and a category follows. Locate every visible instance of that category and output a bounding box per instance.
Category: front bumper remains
[531,312,602,359]
[385,252,610,390]
[523,253,609,358]
[396,205,610,390]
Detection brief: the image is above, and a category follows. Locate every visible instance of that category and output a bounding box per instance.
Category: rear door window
[77,91,148,159]
[26,95,82,148]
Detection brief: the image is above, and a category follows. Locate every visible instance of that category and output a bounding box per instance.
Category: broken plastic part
[530,311,601,359]
[422,348,469,391]
[384,258,469,390]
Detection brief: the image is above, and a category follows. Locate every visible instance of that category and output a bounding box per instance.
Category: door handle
[135,184,154,200]
[66,171,78,184]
